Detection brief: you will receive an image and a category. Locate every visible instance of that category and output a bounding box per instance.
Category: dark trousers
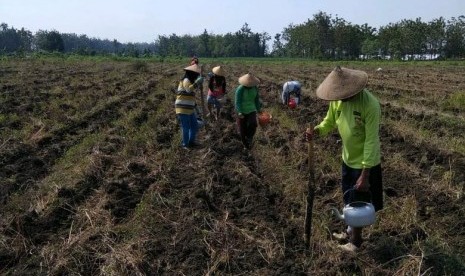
[341,162,383,211]
[236,112,257,149]
[341,162,383,247]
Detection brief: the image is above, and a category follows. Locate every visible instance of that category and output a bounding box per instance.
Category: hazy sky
[1,0,463,43]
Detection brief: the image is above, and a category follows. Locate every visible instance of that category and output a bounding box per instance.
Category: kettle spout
[329,207,344,220]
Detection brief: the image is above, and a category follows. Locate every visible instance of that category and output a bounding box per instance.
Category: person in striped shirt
[175,64,204,149]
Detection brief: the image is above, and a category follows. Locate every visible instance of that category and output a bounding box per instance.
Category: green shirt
[235,85,261,114]
[315,89,381,169]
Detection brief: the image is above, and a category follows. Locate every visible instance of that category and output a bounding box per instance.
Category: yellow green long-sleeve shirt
[315,89,381,169]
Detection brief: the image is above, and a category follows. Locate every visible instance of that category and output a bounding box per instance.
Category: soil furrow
[0,80,160,206]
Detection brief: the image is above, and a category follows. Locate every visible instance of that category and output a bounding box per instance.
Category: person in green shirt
[235,73,261,149]
[306,66,383,252]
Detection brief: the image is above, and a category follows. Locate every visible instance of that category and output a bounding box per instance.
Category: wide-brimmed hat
[316,66,368,100]
[184,64,201,74]
[238,73,260,87]
[212,66,225,77]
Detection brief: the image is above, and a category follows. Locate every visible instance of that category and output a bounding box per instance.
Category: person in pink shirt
[207,66,227,120]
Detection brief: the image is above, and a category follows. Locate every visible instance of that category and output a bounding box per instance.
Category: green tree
[282,22,319,58]
[444,16,465,58]
[35,30,64,52]
[314,11,333,58]
[332,17,364,59]
[258,32,271,56]
[197,29,210,57]
[17,28,33,52]
[271,33,285,57]
[0,23,22,53]
[235,23,252,57]
[113,39,121,54]
[379,23,403,59]
[361,38,380,59]
[426,17,446,59]
[400,18,428,59]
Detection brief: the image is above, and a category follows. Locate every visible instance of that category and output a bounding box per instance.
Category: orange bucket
[258,111,272,127]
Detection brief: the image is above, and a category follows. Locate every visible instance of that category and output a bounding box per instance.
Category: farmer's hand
[355,169,370,192]
[305,127,315,141]
[195,76,204,85]
[238,113,244,119]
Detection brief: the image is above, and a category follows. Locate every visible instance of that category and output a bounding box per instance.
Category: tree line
[1,12,464,59]
[276,12,465,60]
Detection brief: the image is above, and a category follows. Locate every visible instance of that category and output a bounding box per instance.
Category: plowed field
[1,58,464,275]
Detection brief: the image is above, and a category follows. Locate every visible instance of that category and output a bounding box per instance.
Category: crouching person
[282,80,302,106]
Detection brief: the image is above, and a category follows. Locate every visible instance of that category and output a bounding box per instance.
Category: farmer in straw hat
[207,66,227,120]
[306,66,383,252]
[235,73,262,150]
[175,64,204,149]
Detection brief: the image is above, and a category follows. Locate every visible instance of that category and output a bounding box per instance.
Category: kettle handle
[343,188,373,203]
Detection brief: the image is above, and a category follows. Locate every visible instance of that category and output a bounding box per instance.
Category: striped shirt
[175,78,196,114]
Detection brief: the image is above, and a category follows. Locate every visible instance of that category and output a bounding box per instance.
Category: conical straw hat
[212,66,225,76]
[316,66,368,100]
[238,73,260,87]
[184,64,201,74]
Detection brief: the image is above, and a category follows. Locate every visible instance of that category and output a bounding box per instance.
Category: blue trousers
[177,113,198,147]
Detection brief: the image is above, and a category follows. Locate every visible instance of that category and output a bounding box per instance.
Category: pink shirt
[208,78,225,97]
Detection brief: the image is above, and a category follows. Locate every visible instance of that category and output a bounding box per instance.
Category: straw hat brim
[316,66,368,100]
[184,64,201,74]
[238,73,260,87]
[212,66,225,76]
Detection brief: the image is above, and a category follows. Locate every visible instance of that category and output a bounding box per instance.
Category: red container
[288,98,297,109]
[258,112,272,127]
